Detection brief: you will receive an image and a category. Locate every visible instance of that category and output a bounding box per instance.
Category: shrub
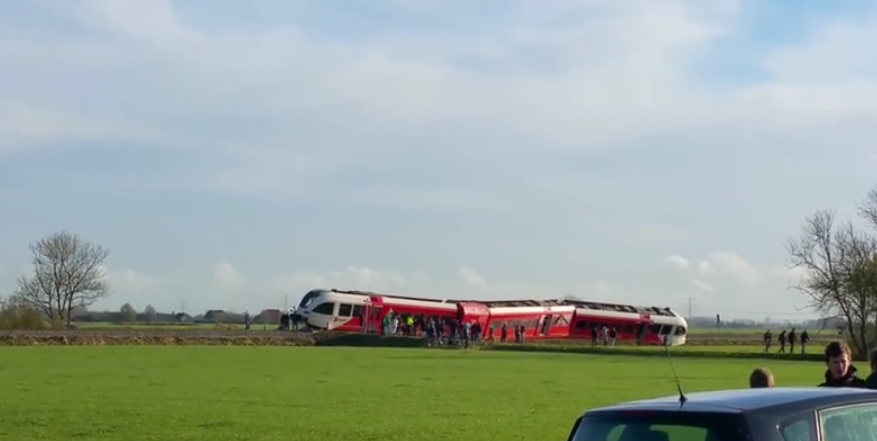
[0,297,53,330]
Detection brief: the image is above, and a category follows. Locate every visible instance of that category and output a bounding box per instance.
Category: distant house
[201,310,226,322]
[173,313,192,323]
[255,309,282,324]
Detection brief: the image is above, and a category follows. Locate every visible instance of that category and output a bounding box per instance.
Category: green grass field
[0,346,834,441]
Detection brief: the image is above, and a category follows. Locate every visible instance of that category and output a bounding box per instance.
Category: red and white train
[294,288,688,346]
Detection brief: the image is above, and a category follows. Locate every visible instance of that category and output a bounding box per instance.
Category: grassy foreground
[0,347,831,441]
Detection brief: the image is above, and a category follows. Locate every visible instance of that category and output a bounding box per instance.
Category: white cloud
[663,255,690,269]
[704,251,761,285]
[689,279,714,292]
[672,252,761,286]
[3,0,874,210]
[3,1,877,318]
[107,269,156,293]
[459,267,488,286]
[664,251,807,315]
[213,263,244,290]
[270,266,409,294]
[264,266,616,307]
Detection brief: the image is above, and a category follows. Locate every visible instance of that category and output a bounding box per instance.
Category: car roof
[585,387,877,415]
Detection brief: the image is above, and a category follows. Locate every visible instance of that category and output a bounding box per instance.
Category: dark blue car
[567,388,877,441]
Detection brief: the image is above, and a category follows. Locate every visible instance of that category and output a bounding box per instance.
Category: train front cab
[299,291,368,331]
[570,313,687,346]
[663,316,688,346]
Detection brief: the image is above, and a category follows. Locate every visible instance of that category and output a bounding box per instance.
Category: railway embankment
[0,330,829,361]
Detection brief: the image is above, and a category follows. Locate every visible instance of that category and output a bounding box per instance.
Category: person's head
[870,347,877,374]
[825,341,853,378]
[749,367,775,388]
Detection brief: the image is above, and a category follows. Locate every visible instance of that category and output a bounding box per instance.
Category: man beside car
[819,341,867,387]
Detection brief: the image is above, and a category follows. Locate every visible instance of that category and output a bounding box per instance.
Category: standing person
[778,330,787,354]
[788,328,797,355]
[763,330,772,353]
[818,341,867,387]
[800,330,810,354]
[749,367,775,388]
[500,322,508,343]
[608,326,617,347]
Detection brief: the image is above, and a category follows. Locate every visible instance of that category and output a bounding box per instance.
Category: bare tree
[859,185,877,230]
[12,231,111,326]
[787,210,877,355]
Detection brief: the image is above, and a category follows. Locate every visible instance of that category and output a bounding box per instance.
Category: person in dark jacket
[818,341,867,387]
[866,347,877,389]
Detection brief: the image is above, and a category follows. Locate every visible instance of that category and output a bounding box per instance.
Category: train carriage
[293,288,687,345]
[567,300,687,346]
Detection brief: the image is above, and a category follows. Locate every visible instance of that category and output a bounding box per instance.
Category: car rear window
[568,411,751,441]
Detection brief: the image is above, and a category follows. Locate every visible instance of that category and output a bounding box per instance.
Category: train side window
[575,320,589,330]
[648,325,661,334]
[622,325,634,333]
[659,325,671,335]
[338,304,353,317]
[352,305,364,318]
[312,302,335,315]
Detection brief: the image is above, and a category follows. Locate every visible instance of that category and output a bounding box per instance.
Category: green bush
[0,298,52,330]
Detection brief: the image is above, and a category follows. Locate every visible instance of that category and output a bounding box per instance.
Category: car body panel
[570,388,877,441]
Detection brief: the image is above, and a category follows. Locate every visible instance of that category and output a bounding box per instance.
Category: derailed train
[293,288,688,346]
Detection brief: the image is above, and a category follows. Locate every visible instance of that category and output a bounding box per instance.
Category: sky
[2,0,877,319]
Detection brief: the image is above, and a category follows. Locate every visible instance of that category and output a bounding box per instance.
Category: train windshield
[298,289,323,309]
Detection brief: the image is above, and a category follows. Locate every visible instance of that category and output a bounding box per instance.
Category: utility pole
[284,293,289,312]
[686,297,693,319]
[181,299,186,314]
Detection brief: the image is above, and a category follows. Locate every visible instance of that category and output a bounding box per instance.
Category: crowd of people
[762,328,812,354]
[749,341,877,389]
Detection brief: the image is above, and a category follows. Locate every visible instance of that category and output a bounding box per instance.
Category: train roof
[329,289,450,304]
[562,299,677,317]
[573,308,686,323]
[314,288,679,317]
[447,298,567,307]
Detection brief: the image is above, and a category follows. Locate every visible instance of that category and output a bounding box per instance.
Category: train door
[541,315,553,336]
[335,303,354,330]
[365,304,383,334]
[351,304,365,330]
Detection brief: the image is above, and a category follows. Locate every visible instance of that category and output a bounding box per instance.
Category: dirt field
[0,329,319,346]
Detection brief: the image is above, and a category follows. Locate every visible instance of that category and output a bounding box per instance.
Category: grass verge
[0,346,830,441]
